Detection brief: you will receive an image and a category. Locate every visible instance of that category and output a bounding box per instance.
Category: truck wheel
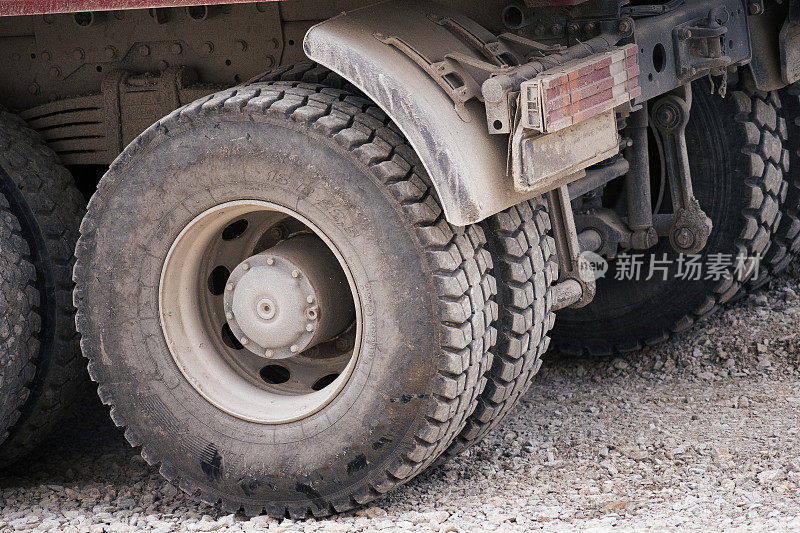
[0,108,84,467]
[0,195,39,446]
[552,81,786,355]
[758,85,800,279]
[74,83,496,517]
[441,200,556,460]
[249,65,558,461]
[734,90,794,295]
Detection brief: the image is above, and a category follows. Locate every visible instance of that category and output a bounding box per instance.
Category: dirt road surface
[1,267,799,532]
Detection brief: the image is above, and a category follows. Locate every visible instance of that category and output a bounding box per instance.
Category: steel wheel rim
[159,200,362,424]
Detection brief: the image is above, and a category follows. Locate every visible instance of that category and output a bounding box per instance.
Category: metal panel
[303,0,542,226]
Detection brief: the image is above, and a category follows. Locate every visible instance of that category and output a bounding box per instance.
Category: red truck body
[0,0,591,17]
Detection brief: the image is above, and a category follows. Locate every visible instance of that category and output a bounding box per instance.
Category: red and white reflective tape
[520,43,641,133]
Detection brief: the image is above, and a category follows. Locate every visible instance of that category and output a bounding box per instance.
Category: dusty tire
[441,200,557,460]
[0,108,84,467]
[0,195,39,446]
[74,83,496,517]
[765,84,800,275]
[552,80,785,355]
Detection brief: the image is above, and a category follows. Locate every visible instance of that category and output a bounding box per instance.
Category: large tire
[0,194,39,446]
[74,82,497,517]
[552,80,786,355]
[767,84,800,273]
[441,200,557,460]
[0,108,85,467]
[248,65,559,462]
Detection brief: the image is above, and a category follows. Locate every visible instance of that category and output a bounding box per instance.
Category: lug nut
[240,337,249,345]
[226,283,234,291]
[242,262,250,271]
[306,324,315,332]
[290,345,299,353]
[225,311,233,320]
[266,258,275,265]
[291,270,300,278]
[305,308,318,320]
[306,295,314,304]
[264,349,273,357]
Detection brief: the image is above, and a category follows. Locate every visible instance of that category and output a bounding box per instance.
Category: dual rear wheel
[73,82,556,516]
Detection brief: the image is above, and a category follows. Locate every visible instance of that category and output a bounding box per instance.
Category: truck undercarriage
[0,0,798,518]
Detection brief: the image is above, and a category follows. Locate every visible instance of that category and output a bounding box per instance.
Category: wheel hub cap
[224,234,354,360]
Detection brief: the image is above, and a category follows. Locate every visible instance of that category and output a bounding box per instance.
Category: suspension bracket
[650,85,713,254]
[548,185,597,311]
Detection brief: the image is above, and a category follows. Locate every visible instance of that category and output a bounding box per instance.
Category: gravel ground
[1,267,799,532]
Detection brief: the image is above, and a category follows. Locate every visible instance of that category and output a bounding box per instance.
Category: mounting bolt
[104,46,117,60]
[240,337,249,345]
[264,349,274,357]
[306,295,314,304]
[266,258,275,266]
[550,23,562,35]
[72,48,85,61]
[306,324,315,332]
[584,21,597,34]
[171,43,183,55]
[749,2,762,15]
[335,338,351,352]
[226,283,234,291]
[241,262,250,271]
[290,344,299,353]
[49,67,61,78]
[675,228,695,249]
[291,270,300,278]
[567,22,580,35]
[139,45,150,56]
[225,311,233,320]
[618,19,632,34]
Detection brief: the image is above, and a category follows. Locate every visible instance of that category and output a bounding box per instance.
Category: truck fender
[303,0,537,226]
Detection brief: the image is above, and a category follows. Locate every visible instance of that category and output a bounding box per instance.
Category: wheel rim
[159,200,361,424]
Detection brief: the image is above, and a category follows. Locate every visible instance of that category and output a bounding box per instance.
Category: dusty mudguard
[302,0,538,226]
